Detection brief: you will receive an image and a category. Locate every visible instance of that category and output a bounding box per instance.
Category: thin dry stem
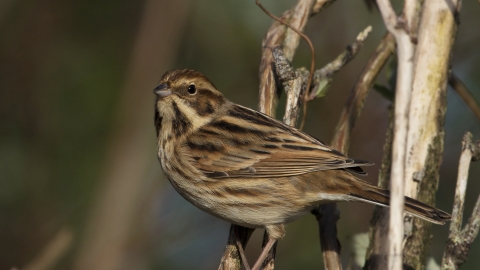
[257,0,319,117]
[441,132,480,269]
[449,72,480,122]
[218,225,254,270]
[364,106,395,270]
[256,0,316,84]
[23,228,73,270]
[273,46,307,127]
[376,0,416,268]
[312,205,343,270]
[307,25,372,101]
[332,32,395,154]
[300,25,373,129]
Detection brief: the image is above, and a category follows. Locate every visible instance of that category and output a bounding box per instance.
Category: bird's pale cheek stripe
[171,101,192,137]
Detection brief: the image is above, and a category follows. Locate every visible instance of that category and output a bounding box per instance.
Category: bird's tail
[347,179,451,225]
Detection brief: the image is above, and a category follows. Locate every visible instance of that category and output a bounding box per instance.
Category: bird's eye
[187,84,196,95]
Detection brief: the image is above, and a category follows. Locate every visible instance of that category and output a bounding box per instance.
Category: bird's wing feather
[182,104,372,178]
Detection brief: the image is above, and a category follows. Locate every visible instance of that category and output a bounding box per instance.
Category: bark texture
[402,0,460,268]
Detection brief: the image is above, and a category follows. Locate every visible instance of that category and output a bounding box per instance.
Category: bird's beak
[153,83,172,98]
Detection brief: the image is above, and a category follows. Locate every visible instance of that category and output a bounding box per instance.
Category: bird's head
[154,69,227,136]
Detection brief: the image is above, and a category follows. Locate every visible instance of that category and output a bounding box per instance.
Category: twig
[312,206,342,270]
[256,0,315,87]
[23,227,73,270]
[441,132,480,270]
[257,0,322,117]
[272,46,307,127]
[218,225,254,270]
[376,0,416,268]
[364,106,395,270]
[299,25,372,129]
[299,21,369,127]
[332,32,395,153]
[307,25,373,101]
[449,72,480,122]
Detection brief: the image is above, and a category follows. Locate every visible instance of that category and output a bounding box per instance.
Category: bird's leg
[234,226,251,270]
[251,237,276,270]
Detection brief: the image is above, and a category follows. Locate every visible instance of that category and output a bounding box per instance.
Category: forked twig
[441,132,480,270]
[255,0,315,92]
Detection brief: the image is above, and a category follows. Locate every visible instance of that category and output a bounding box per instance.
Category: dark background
[1,0,479,269]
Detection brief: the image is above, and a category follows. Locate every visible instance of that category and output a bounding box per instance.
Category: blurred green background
[1,0,480,269]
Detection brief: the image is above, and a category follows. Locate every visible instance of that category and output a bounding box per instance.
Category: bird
[153,69,451,270]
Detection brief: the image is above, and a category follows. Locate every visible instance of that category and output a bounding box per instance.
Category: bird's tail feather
[348,184,451,225]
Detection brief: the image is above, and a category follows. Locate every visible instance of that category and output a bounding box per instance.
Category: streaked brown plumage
[154,69,451,269]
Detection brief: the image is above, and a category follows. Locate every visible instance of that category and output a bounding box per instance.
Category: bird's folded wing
[181,105,372,179]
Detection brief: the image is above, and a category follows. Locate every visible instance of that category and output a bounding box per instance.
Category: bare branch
[365,107,395,270]
[332,32,395,154]
[272,46,307,127]
[441,132,480,269]
[401,0,421,43]
[307,26,372,101]
[313,0,335,12]
[218,226,254,270]
[258,0,320,117]
[299,25,372,129]
[449,72,480,122]
[376,0,417,268]
[376,0,399,32]
[312,205,342,270]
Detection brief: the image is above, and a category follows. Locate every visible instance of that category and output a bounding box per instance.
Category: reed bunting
[153,69,451,270]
